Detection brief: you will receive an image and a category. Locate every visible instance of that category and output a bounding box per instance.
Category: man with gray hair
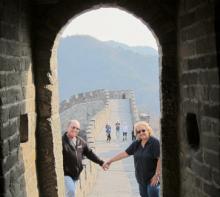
[62,120,105,197]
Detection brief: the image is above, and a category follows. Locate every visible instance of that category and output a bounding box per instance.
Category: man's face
[67,121,80,139]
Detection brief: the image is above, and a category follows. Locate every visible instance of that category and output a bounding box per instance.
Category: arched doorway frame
[32,1,179,197]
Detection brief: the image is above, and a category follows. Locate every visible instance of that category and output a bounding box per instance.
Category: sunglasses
[71,126,80,131]
[136,129,146,134]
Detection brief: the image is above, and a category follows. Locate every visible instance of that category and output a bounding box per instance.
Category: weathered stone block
[210,87,220,103]
[0,172,10,193]
[212,169,220,187]
[0,23,19,41]
[191,159,211,181]
[5,41,21,57]
[0,140,9,159]
[204,150,219,170]
[188,54,217,70]
[201,117,212,133]
[9,135,20,152]
[185,0,201,11]
[211,120,220,135]
[203,182,220,197]
[3,151,18,174]
[6,73,21,87]
[203,104,220,119]
[9,104,20,119]
[0,106,9,124]
[196,3,214,20]
[179,11,196,28]
[8,88,23,105]
[0,119,17,141]
[196,36,216,54]
[202,134,219,152]
[181,72,198,85]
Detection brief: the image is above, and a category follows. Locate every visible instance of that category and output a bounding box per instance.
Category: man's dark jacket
[62,132,104,180]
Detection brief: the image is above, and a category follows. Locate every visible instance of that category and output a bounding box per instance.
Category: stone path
[87,99,140,197]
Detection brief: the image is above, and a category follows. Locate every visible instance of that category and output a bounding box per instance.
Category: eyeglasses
[72,126,80,131]
[136,129,146,134]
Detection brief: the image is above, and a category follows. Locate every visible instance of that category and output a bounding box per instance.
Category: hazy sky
[61,8,158,50]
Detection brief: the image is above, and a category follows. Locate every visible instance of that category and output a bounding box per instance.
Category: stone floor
[87,99,140,197]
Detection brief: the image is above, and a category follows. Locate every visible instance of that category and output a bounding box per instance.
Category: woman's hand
[150,174,160,186]
[102,160,111,171]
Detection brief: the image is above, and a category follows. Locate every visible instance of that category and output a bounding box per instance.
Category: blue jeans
[64,176,77,197]
[139,183,160,197]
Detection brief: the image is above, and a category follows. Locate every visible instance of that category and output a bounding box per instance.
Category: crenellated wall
[59,89,139,133]
[60,89,109,113]
[59,89,139,197]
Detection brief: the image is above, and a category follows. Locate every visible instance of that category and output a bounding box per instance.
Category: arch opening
[55,6,161,196]
[33,3,180,197]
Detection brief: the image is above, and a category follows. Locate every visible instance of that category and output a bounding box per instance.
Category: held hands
[102,160,112,171]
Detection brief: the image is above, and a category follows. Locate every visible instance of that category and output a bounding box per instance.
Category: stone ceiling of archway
[32,0,177,51]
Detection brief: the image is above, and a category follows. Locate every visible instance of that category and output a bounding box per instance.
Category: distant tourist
[62,120,105,197]
[122,123,128,141]
[103,121,160,197]
[131,126,136,141]
[115,121,120,139]
[105,123,112,143]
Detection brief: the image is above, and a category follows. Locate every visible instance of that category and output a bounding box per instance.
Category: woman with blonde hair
[103,121,160,197]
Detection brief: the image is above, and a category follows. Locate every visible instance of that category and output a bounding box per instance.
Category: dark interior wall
[178,0,220,196]
[0,0,219,197]
[0,0,39,197]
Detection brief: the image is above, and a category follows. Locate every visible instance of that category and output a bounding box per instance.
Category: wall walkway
[75,99,140,197]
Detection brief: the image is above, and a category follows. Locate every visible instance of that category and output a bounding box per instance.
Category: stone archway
[32,1,179,197]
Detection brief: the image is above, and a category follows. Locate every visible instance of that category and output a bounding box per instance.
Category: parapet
[59,89,109,113]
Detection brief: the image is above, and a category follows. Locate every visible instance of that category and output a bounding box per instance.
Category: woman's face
[136,125,150,141]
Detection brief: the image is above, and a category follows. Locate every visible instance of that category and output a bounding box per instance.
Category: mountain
[57,35,160,130]
[105,40,158,57]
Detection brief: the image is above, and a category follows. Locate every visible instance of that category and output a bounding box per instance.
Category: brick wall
[0,1,219,197]
[0,0,38,196]
[178,0,219,196]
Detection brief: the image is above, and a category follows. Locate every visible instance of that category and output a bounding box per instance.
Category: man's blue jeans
[139,182,160,197]
[65,176,77,197]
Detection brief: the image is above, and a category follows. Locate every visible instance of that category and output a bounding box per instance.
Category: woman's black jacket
[62,133,104,180]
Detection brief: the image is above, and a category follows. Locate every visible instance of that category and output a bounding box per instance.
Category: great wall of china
[59,89,141,196]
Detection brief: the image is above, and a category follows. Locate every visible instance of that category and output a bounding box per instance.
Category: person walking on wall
[132,126,136,141]
[103,121,160,197]
[62,119,105,197]
[105,123,112,143]
[115,121,120,139]
[122,123,128,141]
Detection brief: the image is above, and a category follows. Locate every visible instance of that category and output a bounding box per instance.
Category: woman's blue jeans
[139,183,160,197]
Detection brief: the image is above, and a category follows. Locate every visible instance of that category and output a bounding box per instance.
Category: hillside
[57,35,160,130]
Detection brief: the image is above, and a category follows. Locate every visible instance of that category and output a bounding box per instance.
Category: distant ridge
[58,35,160,130]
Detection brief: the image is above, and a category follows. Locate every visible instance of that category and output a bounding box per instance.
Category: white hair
[68,119,80,127]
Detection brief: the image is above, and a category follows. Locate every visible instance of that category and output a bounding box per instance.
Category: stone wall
[60,89,109,113]
[60,100,105,133]
[59,89,139,132]
[59,89,109,133]
[0,1,219,197]
[178,0,219,196]
[59,89,138,196]
[0,1,38,196]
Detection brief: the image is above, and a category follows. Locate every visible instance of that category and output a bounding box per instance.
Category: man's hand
[102,160,111,171]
